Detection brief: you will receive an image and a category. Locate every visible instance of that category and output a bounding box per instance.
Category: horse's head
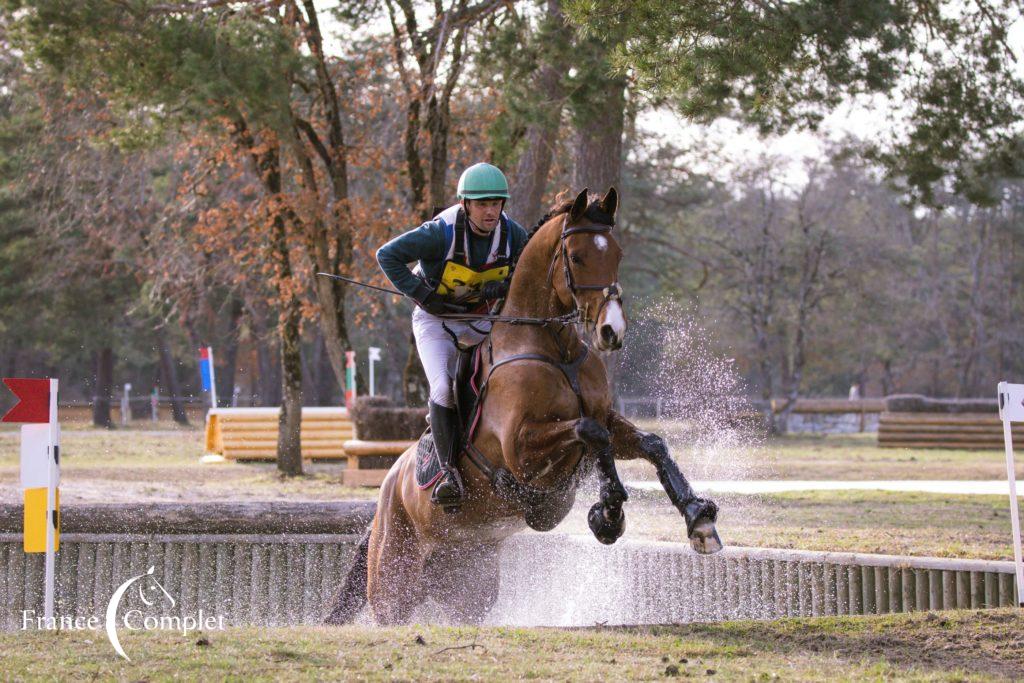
[553,187,626,350]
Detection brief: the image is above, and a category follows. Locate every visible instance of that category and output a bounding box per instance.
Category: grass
[3,610,1023,681]
[753,433,1017,481]
[621,429,1021,482]
[552,488,1022,560]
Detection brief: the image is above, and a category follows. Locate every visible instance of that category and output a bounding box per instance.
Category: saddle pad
[415,430,444,489]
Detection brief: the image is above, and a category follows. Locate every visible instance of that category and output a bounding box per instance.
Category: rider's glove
[481,280,510,300]
[417,290,469,316]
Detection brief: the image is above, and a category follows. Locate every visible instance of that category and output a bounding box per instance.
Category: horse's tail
[324,524,371,625]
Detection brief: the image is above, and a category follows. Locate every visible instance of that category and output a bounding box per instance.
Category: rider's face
[465,199,503,234]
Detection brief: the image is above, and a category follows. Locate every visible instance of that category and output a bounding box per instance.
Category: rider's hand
[481,280,510,300]
[418,291,468,316]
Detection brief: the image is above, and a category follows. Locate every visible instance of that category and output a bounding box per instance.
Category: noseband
[547,215,623,326]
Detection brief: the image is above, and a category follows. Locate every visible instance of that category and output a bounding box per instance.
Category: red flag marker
[2,378,50,423]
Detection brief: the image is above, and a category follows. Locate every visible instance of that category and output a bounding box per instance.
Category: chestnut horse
[326,188,721,625]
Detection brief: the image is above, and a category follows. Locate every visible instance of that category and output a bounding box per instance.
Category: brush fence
[1,533,1016,629]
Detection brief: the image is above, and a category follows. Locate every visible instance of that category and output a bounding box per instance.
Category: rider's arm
[376,221,447,302]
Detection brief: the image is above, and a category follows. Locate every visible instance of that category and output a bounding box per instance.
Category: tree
[476,0,575,223]
[565,0,1024,205]
[7,0,362,473]
[339,0,505,405]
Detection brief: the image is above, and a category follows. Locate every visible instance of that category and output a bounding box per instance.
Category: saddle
[415,343,487,489]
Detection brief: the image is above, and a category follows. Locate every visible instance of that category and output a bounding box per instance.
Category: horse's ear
[570,188,589,223]
[600,187,618,218]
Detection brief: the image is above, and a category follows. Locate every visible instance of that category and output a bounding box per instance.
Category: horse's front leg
[577,417,629,545]
[607,410,723,554]
[510,417,627,542]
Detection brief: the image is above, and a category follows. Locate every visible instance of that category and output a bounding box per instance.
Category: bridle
[548,214,623,327]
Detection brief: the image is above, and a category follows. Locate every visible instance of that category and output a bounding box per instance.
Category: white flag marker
[997,381,1024,606]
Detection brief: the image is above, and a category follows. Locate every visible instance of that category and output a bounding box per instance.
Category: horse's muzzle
[595,299,626,350]
[598,323,622,350]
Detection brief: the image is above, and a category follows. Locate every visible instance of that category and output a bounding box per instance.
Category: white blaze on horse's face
[568,231,625,351]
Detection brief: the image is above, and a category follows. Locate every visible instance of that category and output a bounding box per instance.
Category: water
[615,302,765,481]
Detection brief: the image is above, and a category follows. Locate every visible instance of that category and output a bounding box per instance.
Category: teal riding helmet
[457,163,510,200]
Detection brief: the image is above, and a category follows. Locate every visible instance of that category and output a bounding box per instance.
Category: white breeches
[412,306,491,408]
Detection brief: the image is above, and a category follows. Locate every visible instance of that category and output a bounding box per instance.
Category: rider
[376,162,530,506]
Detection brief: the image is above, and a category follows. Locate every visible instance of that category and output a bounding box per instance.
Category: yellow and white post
[997,381,1024,606]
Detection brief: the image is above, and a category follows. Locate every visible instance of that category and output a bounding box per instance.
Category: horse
[326,187,722,625]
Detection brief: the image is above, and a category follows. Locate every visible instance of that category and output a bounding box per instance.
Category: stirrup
[431,466,464,508]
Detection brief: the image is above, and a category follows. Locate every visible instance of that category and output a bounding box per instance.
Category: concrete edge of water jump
[575,536,1017,574]
[0,533,364,545]
[0,527,1013,575]
[0,502,376,535]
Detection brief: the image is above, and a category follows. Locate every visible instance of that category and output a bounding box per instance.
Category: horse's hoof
[588,502,625,545]
[688,519,723,554]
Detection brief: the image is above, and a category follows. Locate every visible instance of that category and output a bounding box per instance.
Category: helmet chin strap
[461,198,504,235]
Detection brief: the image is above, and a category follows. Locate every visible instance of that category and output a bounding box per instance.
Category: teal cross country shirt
[376,204,529,301]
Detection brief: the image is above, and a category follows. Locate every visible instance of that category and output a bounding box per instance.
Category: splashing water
[614,299,767,482]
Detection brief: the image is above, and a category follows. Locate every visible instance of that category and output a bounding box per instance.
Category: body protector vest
[432,205,511,310]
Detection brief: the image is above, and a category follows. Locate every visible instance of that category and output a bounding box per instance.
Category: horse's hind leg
[366,477,427,624]
[606,410,722,554]
[577,417,629,545]
[427,542,501,625]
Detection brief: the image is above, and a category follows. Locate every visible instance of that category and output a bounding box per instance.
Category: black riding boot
[429,401,464,507]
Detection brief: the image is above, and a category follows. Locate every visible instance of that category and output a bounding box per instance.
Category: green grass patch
[617,431,1018,482]
[3,610,1022,681]
[554,489,1022,560]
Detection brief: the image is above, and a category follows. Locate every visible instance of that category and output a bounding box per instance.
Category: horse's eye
[570,254,582,265]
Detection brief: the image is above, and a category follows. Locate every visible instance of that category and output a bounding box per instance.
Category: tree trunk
[403,331,429,407]
[92,346,114,429]
[570,45,626,193]
[427,94,450,214]
[156,328,189,426]
[256,335,281,407]
[509,0,571,224]
[217,297,244,407]
[277,298,304,476]
[304,331,337,406]
[228,115,303,472]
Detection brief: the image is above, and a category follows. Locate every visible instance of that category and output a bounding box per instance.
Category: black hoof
[588,502,625,545]
[683,498,718,536]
